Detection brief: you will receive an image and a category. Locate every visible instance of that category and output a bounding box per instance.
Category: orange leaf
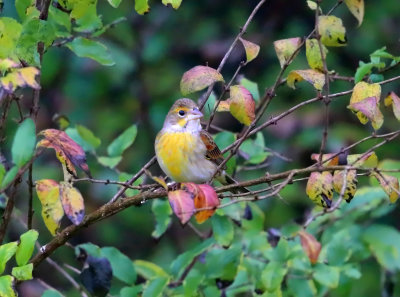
[168,189,195,225]
[37,129,91,177]
[229,85,255,126]
[180,65,224,95]
[299,230,321,264]
[60,182,85,225]
[311,153,339,166]
[184,183,220,224]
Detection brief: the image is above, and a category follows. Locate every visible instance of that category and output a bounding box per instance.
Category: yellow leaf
[333,170,358,202]
[318,16,347,47]
[287,69,325,91]
[35,179,64,235]
[372,172,399,203]
[0,67,40,93]
[0,58,19,71]
[60,182,85,225]
[229,85,255,126]
[384,92,400,121]
[306,39,328,71]
[216,100,231,112]
[344,0,364,26]
[239,37,260,64]
[347,151,378,168]
[273,37,303,68]
[306,172,334,208]
[162,0,182,9]
[144,169,168,190]
[348,82,383,130]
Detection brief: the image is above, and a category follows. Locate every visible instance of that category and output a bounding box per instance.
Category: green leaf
[1,166,18,189]
[134,260,169,280]
[162,0,182,9]
[75,243,102,258]
[143,277,169,297]
[212,215,234,247]
[41,290,63,297]
[240,132,269,164]
[97,156,122,169]
[11,263,33,280]
[135,0,150,15]
[0,275,16,297]
[354,61,385,83]
[120,285,143,297]
[15,0,34,21]
[0,241,18,273]
[12,118,36,168]
[313,263,340,288]
[108,0,122,8]
[261,261,287,292]
[183,270,204,296]
[107,125,137,157]
[362,224,400,271]
[16,229,38,266]
[151,199,172,239]
[287,278,316,297]
[66,37,115,66]
[170,238,214,277]
[266,238,290,262]
[239,77,260,101]
[0,164,5,186]
[101,247,136,284]
[76,124,101,150]
[0,17,22,59]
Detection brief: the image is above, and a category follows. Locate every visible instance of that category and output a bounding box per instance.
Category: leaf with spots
[36,179,64,235]
[168,189,195,225]
[347,82,382,130]
[180,65,224,95]
[273,37,302,68]
[306,172,333,208]
[287,69,325,91]
[60,182,85,225]
[299,230,321,264]
[229,85,255,126]
[306,39,328,71]
[216,100,231,112]
[372,172,399,203]
[344,0,364,26]
[318,16,347,47]
[239,37,260,64]
[333,170,358,202]
[37,129,91,177]
[384,92,400,121]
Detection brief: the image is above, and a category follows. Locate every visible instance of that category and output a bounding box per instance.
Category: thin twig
[0,183,18,244]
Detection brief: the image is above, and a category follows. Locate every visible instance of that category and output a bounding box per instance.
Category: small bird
[155,98,247,192]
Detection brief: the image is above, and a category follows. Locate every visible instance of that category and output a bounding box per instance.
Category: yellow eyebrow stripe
[173,107,190,113]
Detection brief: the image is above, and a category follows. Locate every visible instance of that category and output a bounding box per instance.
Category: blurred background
[1,0,400,295]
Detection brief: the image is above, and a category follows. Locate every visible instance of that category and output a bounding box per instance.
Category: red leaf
[195,184,220,224]
[168,189,195,225]
[37,129,91,177]
[229,85,256,126]
[180,65,224,95]
[299,230,321,264]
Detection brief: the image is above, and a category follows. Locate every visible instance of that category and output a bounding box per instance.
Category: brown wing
[200,130,224,165]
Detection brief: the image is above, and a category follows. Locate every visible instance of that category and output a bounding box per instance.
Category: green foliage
[0,242,18,274]
[0,275,16,297]
[11,118,36,168]
[66,37,115,66]
[11,263,33,281]
[15,229,38,266]
[107,125,138,157]
[211,214,234,246]
[151,199,172,239]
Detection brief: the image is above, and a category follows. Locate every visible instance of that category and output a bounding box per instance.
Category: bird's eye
[178,110,185,117]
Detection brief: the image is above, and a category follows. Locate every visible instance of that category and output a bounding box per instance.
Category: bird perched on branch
[155,98,248,193]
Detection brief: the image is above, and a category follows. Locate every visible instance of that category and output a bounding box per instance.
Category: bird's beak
[187,108,203,121]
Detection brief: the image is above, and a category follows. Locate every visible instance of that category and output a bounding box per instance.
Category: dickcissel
[155,98,247,192]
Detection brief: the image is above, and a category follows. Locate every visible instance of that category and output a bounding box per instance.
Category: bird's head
[163,98,203,132]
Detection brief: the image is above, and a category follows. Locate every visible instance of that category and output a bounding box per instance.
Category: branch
[0,183,19,244]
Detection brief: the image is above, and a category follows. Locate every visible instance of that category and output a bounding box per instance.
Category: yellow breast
[155,131,198,181]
